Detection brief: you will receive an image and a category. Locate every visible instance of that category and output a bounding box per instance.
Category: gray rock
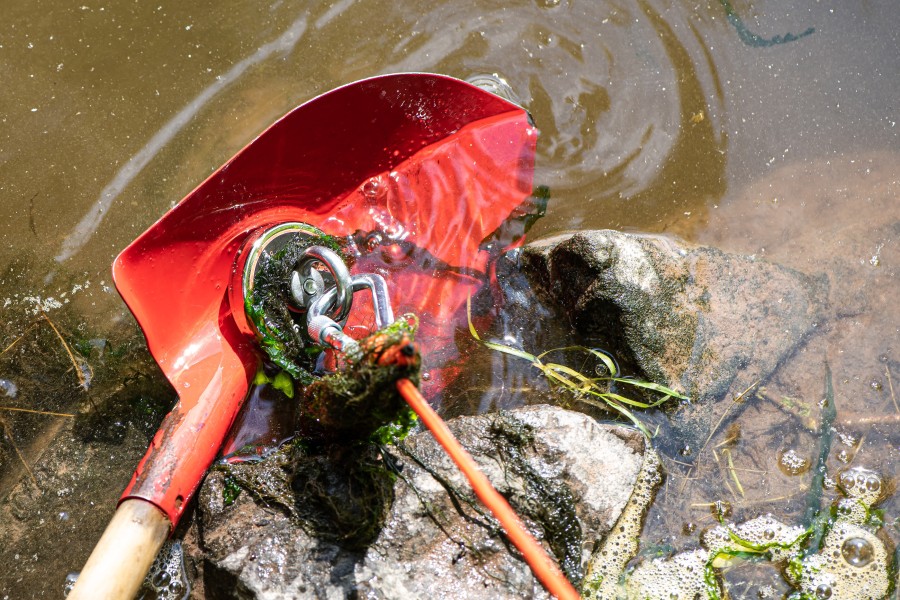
[187,405,647,599]
[520,230,827,443]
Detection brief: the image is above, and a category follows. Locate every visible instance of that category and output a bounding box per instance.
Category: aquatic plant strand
[719,0,815,48]
[467,296,686,436]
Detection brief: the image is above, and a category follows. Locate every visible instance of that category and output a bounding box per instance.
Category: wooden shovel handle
[68,498,170,600]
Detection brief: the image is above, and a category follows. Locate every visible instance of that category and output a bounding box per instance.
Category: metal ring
[295,246,354,322]
[236,222,324,340]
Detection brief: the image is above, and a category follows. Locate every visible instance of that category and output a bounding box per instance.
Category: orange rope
[397,378,580,600]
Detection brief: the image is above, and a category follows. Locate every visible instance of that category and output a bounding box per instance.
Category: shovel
[68,73,539,599]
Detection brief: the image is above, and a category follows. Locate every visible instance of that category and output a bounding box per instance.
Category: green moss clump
[297,316,421,442]
[244,230,348,385]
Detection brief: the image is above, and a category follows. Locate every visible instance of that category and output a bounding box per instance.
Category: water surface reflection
[0,0,898,596]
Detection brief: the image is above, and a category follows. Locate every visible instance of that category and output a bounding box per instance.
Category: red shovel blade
[112,73,537,527]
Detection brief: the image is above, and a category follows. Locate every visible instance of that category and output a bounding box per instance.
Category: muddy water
[0,0,898,597]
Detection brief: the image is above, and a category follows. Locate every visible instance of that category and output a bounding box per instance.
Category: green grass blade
[535,345,619,378]
[583,347,619,377]
[577,396,652,437]
[542,366,586,388]
[481,341,538,363]
[590,391,657,409]
[612,377,689,400]
[466,294,481,341]
[545,362,596,385]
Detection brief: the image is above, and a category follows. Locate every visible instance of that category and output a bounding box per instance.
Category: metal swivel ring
[290,246,354,323]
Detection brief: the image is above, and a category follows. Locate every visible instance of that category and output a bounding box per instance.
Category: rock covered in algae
[519,230,826,444]
[186,405,648,599]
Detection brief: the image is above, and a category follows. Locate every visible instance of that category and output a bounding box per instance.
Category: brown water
[0,0,898,597]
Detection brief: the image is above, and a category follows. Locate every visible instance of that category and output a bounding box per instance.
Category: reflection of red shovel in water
[68,73,577,599]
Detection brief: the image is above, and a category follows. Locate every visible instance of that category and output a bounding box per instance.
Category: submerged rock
[519,230,827,443]
[186,405,648,599]
[689,153,900,433]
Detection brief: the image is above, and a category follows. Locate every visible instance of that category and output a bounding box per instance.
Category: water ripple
[54,15,309,263]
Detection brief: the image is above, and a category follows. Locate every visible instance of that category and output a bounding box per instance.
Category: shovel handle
[68,498,170,600]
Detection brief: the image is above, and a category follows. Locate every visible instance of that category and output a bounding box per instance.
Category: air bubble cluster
[137,540,190,600]
[838,467,883,507]
[777,447,810,475]
[790,466,889,600]
[625,548,709,599]
[701,514,805,563]
[794,522,888,600]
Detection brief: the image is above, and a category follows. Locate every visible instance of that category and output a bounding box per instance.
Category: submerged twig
[728,466,767,474]
[713,434,739,449]
[841,413,900,426]
[0,415,39,490]
[702,381,759,456]
[691,489,802,509]
[678,381,758,494]
[723,448,744,497]
[723,478,738,501]
[887,365,898,415]
[0,322,40,359]
[40,311,92,391]
[0,406,75,418]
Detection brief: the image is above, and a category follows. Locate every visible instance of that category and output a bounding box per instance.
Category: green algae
[243,228,347,384]
[719,0,815,48]
[489,413,583,583]
[297,315,421,441]
[221,474,242,506]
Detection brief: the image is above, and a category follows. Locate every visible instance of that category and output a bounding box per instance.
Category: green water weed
[466,296,686,437]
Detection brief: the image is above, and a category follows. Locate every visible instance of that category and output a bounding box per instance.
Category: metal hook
[309,274,394,330]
